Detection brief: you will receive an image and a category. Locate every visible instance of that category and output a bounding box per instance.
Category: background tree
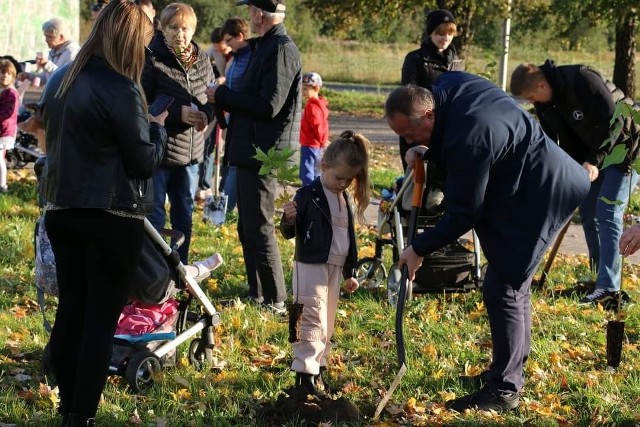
[613,6,637,99]
[77,0,637,97]
[510,0,637,99]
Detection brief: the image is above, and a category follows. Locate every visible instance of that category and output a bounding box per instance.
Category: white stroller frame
[107,219,222,392]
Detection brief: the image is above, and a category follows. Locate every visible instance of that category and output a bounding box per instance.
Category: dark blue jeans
[580,168,639,291]
[236,166,287,304]
[148,164,199,264]
[46,209,143,418]
[222,165,237,211]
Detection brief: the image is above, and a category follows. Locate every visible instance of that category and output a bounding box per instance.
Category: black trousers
[45,209,144,417]
[235,167,287,304]
[482,265,532,394]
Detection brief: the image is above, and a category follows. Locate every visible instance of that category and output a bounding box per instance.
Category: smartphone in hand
[149,95,174,116]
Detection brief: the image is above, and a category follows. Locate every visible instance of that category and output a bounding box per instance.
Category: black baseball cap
[236,0,286,13]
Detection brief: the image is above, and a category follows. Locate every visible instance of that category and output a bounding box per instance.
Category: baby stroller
[34,160,223,392]
[107,219,223,392]
[356,162,484,306]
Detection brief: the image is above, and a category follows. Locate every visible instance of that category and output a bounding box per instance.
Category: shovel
[374,152,426,419]
[533,218,571,289]
[203,125,228,225]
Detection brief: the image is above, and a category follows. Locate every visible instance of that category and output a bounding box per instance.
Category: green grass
[1,163,640,426]
[302,39,640,100]
[313,40,639,121]
[323,89,388,118]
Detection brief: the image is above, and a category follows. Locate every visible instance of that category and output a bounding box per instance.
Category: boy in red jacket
[299,72,329,186]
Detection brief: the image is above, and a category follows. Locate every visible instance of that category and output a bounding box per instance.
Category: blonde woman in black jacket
[39,2,167,425]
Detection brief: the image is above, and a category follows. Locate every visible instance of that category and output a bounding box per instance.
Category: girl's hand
[283,200,297,224]
[343,277,359,293]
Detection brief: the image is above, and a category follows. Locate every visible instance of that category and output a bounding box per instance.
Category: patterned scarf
[165,38,198,71]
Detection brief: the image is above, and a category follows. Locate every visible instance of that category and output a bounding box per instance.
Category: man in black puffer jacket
[208,0,301,314]
[511,59,640,307]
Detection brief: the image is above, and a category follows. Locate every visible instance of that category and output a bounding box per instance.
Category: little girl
[0,59,20,193]
[280,130,371,397]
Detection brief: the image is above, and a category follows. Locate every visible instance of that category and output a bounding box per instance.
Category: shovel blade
[373,363,407,419]
[606,320,625,368]
[203,195,228,225]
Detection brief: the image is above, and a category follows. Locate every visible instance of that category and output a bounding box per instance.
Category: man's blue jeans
[148,164,199,264]
[580,167,639,292]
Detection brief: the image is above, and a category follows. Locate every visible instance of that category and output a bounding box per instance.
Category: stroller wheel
[387,263,413,307]
[5,150,19,170]
[188,338,209,370]
[355,257,387,289]
[125,351,162,393]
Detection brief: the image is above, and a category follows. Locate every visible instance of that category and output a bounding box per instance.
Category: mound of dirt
[256,386,361,426]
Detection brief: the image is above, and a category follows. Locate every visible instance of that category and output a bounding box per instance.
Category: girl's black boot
[315,366,338,395]
[295,372,328,399]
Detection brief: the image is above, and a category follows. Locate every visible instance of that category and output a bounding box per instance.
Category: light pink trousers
[290,261,341,375]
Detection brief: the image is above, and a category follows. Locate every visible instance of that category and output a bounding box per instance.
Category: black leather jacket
[40,57,167,215]
[280,179,357,280]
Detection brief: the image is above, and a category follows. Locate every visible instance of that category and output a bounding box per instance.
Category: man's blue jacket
[413,72,590,286]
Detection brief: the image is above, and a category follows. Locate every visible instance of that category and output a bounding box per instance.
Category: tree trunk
[613,8,637,100]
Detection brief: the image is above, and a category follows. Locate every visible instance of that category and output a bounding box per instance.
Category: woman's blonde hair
[160,3,197,30]
[56,0,153,106]
[322,130,371,222]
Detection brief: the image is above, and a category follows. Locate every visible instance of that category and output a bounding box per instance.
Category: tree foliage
[78,0,636,97]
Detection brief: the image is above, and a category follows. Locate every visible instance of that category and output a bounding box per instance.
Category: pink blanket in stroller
[116,299,179,335]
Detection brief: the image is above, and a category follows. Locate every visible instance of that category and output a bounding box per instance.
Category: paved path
[329,113,397,145]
